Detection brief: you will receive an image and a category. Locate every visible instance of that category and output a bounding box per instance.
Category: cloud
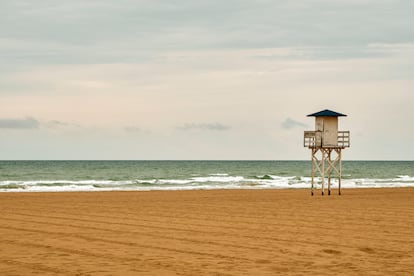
[2,0,414,66]
[177,123,230,131]
[0,117,39,129]
[124,126,142,132]
[44,120,81,129]
[281,118,308,130]
[124,126,151,133]
[0,117,82,130]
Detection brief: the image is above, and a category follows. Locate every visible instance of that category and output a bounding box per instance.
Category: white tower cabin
[304,109,350,196]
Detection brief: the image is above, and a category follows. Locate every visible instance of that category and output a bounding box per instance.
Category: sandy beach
[0,188,413,275]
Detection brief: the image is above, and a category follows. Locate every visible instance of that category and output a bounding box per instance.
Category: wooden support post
[328,149,331,196]
[339,150,342,196]
[311,149,315,196]
[321,149,325,196]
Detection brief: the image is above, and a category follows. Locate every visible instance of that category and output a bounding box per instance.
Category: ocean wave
[397,175,414,181]
[254,175,274,180]
[1,175,414,192]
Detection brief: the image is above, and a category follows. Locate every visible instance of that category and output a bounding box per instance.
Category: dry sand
[0,188,413,275]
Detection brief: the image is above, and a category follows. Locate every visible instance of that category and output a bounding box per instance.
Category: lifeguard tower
[304,109,350,196]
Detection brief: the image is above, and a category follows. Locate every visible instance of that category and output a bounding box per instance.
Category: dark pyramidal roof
[307,109,347,117]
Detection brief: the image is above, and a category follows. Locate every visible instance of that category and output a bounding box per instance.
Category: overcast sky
[1,0,414,160]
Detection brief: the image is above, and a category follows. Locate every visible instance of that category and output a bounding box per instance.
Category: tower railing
[304,131,316,147]
[337,131,350,147]
[303,131,350,148]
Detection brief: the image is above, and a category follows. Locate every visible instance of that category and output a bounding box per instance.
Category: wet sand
[0,188,413,275]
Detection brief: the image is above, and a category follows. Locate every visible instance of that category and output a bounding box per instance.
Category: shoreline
[1,188,413,275]
[1,186,414,193]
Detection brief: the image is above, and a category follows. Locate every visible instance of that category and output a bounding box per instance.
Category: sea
[0,160,413,192]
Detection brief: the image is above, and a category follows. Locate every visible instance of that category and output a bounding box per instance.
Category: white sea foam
[1,175,413,192]
[397,175,414,181]
[191,176,244,183]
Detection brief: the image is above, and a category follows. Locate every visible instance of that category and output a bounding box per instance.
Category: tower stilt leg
[328,149,331,196]
[311,149,315,196]
[321,149,325,196]
[339,150,342,196]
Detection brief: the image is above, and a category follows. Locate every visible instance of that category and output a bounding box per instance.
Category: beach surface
[0,188,413,275]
